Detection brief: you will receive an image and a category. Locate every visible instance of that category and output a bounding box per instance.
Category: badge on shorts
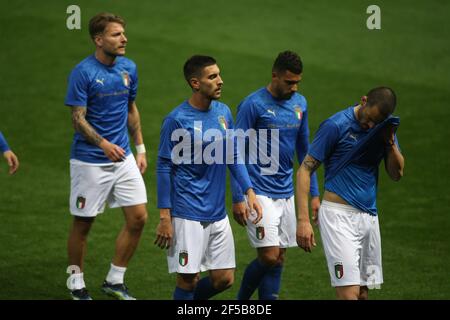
[179,250,188,266]
[256,226,265,240]
[76,196,86,210]
[334,262,344,279]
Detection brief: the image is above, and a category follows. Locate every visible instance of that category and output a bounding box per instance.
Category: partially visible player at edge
[0,132,19,175]
[231,51,320,300]
[65,13,148,300]
[296,87,404,300]
[155,55,262,300]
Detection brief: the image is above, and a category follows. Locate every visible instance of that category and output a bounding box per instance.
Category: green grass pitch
[0,0,449,299]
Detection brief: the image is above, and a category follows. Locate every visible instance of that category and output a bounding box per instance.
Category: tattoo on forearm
[302,155,321,173]
[128,104,142,141]
[128,115,141,139]
[71,107,103,146]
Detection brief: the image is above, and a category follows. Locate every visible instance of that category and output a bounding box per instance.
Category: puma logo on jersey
[349,134,358,141]
[95,78,105,86]
[267,109,276,117]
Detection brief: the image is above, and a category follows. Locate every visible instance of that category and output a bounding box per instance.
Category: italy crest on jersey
[218,116,228,131]
[121,71,130,87]
[294,106,303,120]
[179,250,188,266]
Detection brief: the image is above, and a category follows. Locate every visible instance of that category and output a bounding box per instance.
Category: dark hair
[89,13,125,40]
[366,86,397,116]
[183,55,217,86]
[272,50,303,74]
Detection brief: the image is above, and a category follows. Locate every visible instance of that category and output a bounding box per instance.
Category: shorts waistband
[321,200,362,213]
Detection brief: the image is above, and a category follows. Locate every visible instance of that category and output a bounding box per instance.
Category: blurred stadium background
[0,0,449,299]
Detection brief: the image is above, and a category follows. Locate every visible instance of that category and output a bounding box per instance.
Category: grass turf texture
[0,0,449,299]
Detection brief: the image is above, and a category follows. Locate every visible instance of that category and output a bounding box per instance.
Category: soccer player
[0,132,19,175]
[155,55,262,300]
[231,51,320,300]
[65,13,148,300]
[296,87,405,300]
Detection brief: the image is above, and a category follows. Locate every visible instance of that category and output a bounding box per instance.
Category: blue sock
[193,277,221,300]
[173,286,194,300]
[237,259,270,300]
[258,264,283,300]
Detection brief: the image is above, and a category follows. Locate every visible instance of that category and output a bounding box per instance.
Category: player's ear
[360,95,368,106]
[190,78,200,91]
[93,35,103,47]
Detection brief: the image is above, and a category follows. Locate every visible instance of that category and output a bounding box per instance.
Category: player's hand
[155,209,172,249]
[232,202,249,227]
[135,152,147,174]
[100,139,126,162]
[246,188,262,225]
[3,150,19,175]
[310,196,321,225]
[296,221,316,253]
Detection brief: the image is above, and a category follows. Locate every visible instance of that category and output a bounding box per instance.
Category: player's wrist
[136,144,146,154]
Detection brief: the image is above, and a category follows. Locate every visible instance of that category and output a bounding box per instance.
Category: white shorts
[246,195,297,248]
[69,154,147,217]
[318,200,383,288]
[167,216,235,274]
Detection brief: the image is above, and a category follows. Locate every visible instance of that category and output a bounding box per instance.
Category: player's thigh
[360,214,383,288]
[204,216,236,271]
[109,155,147,208]
[246,195,282,248]
[278,196,298,248]
[70,161,114,217]
[167,217,206,274]
[318,202,361,287]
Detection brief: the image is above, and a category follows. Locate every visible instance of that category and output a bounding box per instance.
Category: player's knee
[73,216,95,236]
[128,211,148,231]
[259,254,279,268]
[177,273,199,291]
[359,287,369,300]
[336,286,360,300]
[212,274,234,292]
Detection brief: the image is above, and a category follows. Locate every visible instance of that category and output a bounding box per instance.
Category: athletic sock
[68,272,86,291]
[193,276,221,300]
[237,258,271,300]
[258,264,283,300]
[106,263,126,285]
[173,286,194,300]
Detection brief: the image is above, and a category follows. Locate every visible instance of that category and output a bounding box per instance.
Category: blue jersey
[231,88,319,201]
[157,100,253,222]
[65,55,138,163]
[309,106,398,215]
[0,132,10,153]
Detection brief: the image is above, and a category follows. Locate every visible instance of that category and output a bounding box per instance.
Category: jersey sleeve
[65,67,88,107]
[156,116,181,209]
[158,116,181,159]
[296,109,320,197]
[235,98,258,131]
[230,99,257,202]
[129,63,138,101]
[308,119,340,162]
[0,132,11,153]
